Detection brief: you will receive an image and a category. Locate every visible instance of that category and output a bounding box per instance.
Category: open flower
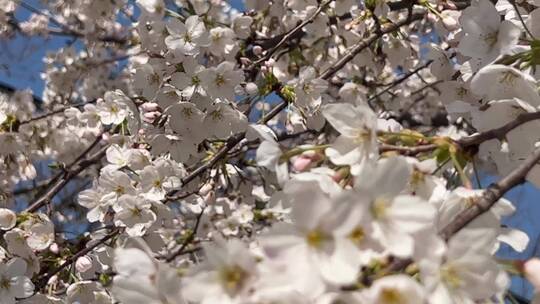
[458,0,520,65]
[322,103,378,171]
[165,16,210,56]
[0,258,34,304]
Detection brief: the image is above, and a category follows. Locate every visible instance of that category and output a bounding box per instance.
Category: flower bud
[293,155,313,172]
[245,82,258,96]
[253,45,263,56]
[75,255,93,273]
[0,208,16,230]
[49,243,60,254]
[141,102,159,112]
[143,111,160,123]
[265,58,275,67]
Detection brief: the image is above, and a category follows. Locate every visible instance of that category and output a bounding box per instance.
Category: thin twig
[458,112,540,147]
[25,136,108,213]
[165,207,206,262]
[247,0,332,70]
[508,0,535,39]
[379,143,438,156]
[319,13,426,80]
[35,229,120,290]
[18,100,96,126]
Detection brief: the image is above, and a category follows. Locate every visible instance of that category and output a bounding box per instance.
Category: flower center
[219,265,248,295]
[371,197,389,219]
[441,263,462,289]
[182,107,193,118]
[499,70,519,86]
[0,277,10,290]
[348,226,365,245]
[354,128,371,144]
[380,287,404,304]
[215,74,226,87]
[306,229,328,248]
[482,31,498,48]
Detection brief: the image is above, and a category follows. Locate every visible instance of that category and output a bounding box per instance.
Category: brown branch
[458,112,540,147]
[164,207,206,262]
[14,0,128,44]
[247,0,332,70]
[165,89,289,201]
[366,59,433,104]
[439,147,540,240]
[35,228,120,290]
[383,146,540,275]
[319,12,426,80]
[24,133,107,213]
[167,10,428,202]
[18,100,96,126]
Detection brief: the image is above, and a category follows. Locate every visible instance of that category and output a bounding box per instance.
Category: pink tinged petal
[293,155,313,172]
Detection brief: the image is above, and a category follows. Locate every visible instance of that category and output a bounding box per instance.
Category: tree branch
[439,147,540,240]
[319,12,426,80]
[34,228,120,290]
[247,0,332,70]
[24,133,107,213]
[458,112,540,148]
[379,143,438,156]
[164,207,206,262]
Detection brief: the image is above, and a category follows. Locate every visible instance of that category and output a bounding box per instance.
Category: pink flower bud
[141,102,159,112]
[49,243,60,254]
[293,155,313,172]
[443,2,457,10]
[265,58,275,67]
[143,111,160,123]
[253,45,263,56]
[426,12,437,23]
[75,255,93,273]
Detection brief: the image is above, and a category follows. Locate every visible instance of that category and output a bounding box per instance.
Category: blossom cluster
[1,0,540,303]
